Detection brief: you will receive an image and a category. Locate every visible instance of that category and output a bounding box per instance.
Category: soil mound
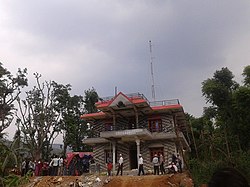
[23,173,193,187]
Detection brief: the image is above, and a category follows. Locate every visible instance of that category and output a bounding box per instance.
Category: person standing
[25,158,30,175]
[42,161,49,176]
[159,154,166,174]
[28,160,35,176]
[138,154,145,176]
[21,160,26,176]
[176,154,182,173]
[116,154,123,176]
[58,156,64,176]
[152,154,159,175]
[35,161,39,176]
[107,157,113,176]
[50,155,59,176]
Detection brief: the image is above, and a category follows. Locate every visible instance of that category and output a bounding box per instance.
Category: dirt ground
[23,172,194,187]
[104,174,193,187]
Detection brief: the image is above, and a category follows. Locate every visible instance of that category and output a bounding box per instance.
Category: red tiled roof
[81,104,183,119]
[131,98,147,104]
[96,102,111,108]
[81,112,106,119]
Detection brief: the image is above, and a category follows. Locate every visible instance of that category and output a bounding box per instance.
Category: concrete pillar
[135,139,140,168]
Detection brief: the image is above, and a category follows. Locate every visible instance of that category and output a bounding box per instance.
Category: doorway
[129,146,138,169]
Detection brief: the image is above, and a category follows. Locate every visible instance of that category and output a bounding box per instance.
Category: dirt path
[23,173,193,187]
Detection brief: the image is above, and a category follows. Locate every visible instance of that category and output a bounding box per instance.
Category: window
[105,123,113,131]
[148,118,162,132]
[128,118,136,129]
[104,119,113,131]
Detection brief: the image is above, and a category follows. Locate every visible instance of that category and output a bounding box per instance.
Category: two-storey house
[81,92,190,173]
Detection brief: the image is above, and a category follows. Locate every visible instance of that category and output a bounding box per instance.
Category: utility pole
[149,40,156,101]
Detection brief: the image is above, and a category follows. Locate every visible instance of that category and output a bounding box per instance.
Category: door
[129,147,138,169]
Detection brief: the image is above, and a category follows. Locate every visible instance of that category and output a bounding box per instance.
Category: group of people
[21,159,49,176]
[106,153,182,176]
[20,154,94,177]
[21,155,64,177]
[152,153,182,175]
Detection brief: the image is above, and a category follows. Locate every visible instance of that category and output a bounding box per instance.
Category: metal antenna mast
[149,40,156,101]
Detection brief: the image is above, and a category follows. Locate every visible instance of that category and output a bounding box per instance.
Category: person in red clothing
[37,160,43,176]
[107,162,113,176]
[42,161,49,176]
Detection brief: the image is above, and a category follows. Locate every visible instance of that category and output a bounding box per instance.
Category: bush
[188,151,250,186]
[188,159,224,186]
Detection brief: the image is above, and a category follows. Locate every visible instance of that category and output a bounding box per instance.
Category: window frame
[148,117,162,132]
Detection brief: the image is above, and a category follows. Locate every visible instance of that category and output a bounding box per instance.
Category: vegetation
[16,73,64,160]
[0,63,98,186]
[188,66,250,185]
[1,61,250,186]
[58,87,99,155]
[0,62,27,136]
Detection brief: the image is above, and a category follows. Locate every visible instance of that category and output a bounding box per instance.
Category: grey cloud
[1,0,250,118]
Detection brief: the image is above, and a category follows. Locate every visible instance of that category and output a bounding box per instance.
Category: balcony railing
[149,99,180,107]
[90,125,175,138]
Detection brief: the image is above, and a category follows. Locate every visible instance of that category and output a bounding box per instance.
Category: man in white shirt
[50,155,59,176]
[116,154,123,176]
[138,154,145,176]
[152,154,159,175]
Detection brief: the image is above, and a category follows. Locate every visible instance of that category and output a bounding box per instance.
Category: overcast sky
[1,1,250,141]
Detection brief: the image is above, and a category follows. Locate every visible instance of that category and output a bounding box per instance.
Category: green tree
[242,65,250,86]
[0,63,27,135]
[84,87,99,114]
[61,95,90,153]
[59,88,99,154]
[233,88,250,149]
[16,73,65,160]
[189,66,250,185]
[201,67,239,155]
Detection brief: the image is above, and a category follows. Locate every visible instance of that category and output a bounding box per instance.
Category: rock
[167,181,177,187]
[78,181,84,187]
[104,179,109,184]
[147,170,153,174]
[180,177,194,187]
[88,181,93,185]
[95,177,101,182]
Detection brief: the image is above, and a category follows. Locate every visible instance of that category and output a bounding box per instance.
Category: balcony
[100,128,152,141]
